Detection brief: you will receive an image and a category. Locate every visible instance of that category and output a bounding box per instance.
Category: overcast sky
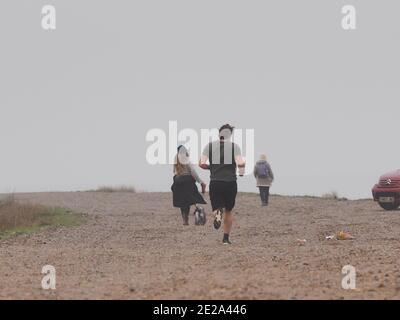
[1,0,399,199]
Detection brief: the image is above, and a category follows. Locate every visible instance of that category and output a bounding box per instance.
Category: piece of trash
[296,239,307,245]
[336,231,355,240]
[325,235,335,240]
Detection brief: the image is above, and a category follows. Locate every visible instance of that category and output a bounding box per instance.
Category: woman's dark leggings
[258,186,270,205]
[180,206,190,220]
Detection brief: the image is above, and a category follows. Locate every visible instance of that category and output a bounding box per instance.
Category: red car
[372,170,400,210]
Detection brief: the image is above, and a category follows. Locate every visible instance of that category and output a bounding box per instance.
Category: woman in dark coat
[171,145,206,225]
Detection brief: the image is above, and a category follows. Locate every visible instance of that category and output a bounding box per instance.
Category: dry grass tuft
[94,186,136,193]
[322,191,339,200]
[322,191,348,201]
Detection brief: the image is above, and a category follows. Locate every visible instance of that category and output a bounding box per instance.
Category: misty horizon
[1,1,399,199]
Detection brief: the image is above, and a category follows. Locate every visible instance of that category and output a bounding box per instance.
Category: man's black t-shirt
[202,140,242,182]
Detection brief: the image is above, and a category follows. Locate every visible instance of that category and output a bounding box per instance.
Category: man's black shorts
[209,180,237,211]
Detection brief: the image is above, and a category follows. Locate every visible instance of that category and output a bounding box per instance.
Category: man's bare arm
[235,155,246,167]
[199,154,210,170]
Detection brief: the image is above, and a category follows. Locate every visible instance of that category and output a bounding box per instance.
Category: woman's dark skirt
[171,175,206,208]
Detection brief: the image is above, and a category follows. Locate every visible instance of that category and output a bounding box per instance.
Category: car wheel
[379,202,400,211]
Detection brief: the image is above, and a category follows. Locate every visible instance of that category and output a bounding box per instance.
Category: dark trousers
[258,186,270,205]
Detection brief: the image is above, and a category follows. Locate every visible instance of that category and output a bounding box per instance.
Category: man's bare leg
[213,208,223,229]
[223,210,233,234]
[213,208,233,244]
[223,210,233,244]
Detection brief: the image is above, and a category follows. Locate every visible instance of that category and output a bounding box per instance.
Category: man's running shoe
[213,208,223,230]
[222,238,232,245]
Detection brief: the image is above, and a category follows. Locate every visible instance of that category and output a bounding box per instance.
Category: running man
[199,124,246,245]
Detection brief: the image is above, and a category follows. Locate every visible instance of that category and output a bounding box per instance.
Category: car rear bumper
[372,185,400,201]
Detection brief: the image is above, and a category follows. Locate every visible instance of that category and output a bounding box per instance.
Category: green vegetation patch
[0,197,85,240]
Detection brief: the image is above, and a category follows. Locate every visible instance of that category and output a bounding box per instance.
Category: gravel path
[1,192,399,299]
